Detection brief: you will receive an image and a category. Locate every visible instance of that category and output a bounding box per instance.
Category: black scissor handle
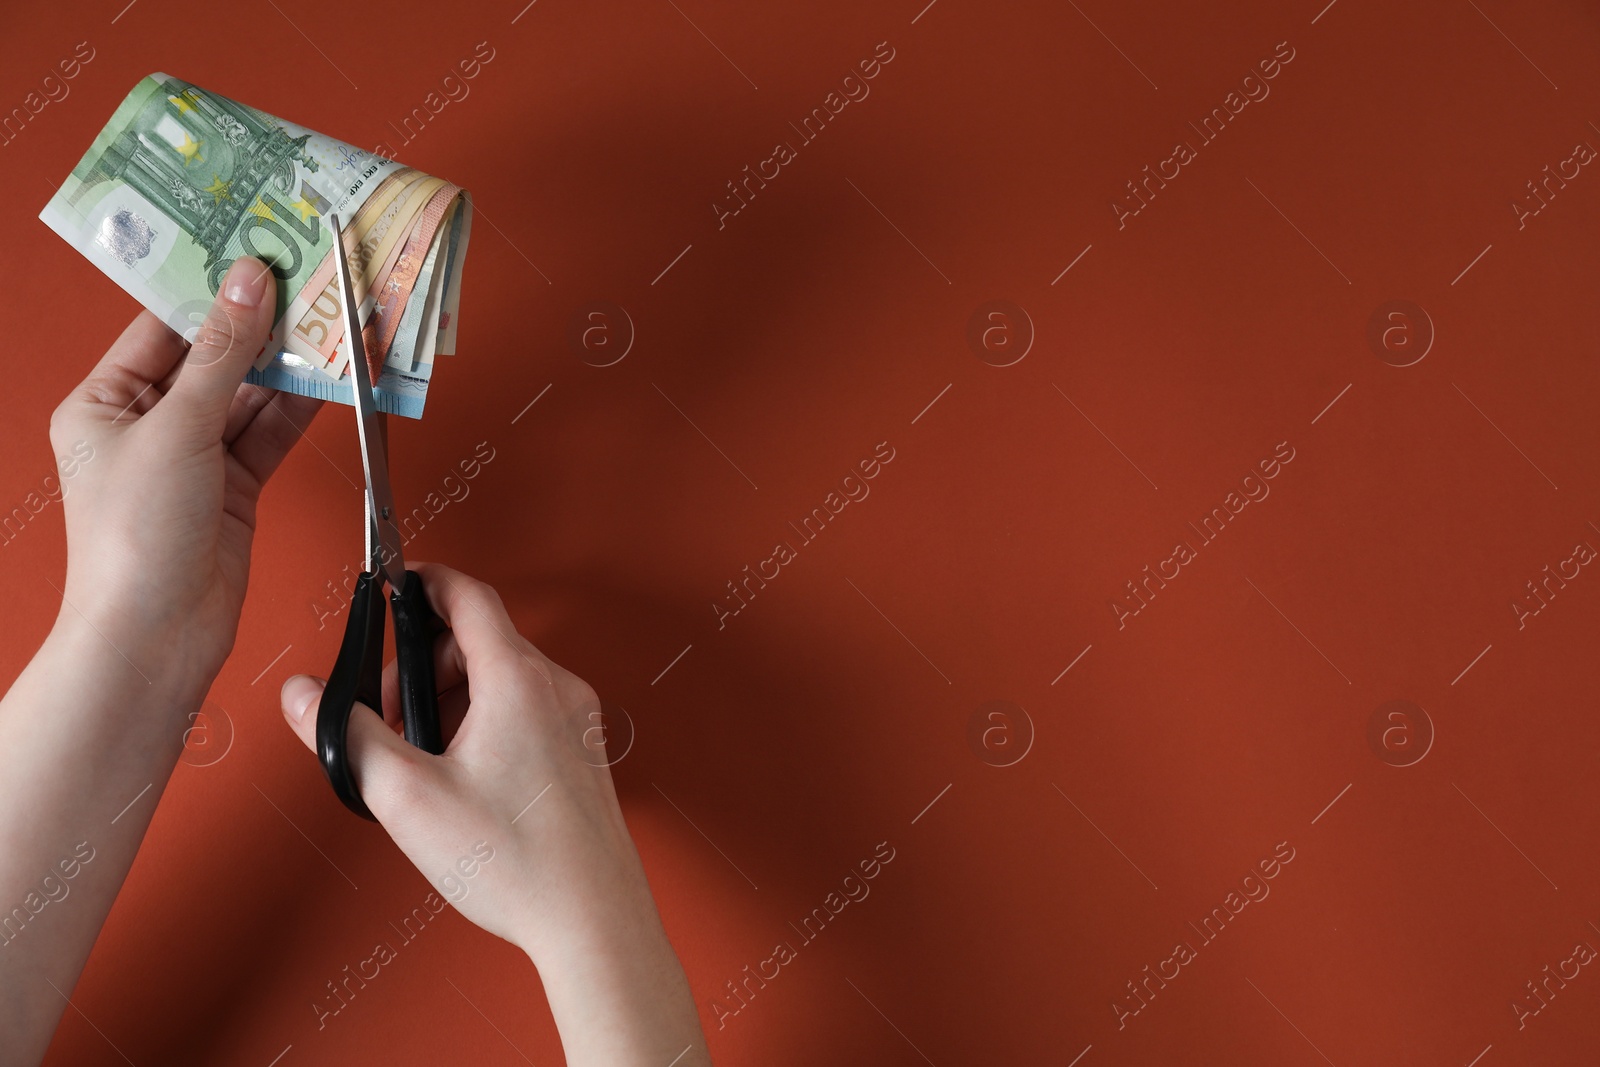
[391,569,443,755]
[316,569,444,820]
[317,570,385,821]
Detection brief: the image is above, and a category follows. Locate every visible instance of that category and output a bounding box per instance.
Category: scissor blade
[329,212,407,588]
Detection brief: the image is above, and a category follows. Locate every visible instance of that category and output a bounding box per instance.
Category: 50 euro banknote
[39,73,472,418]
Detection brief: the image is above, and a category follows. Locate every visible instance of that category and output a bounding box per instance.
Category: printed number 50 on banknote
[40,73,472,418]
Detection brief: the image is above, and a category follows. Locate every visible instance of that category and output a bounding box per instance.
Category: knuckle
[482,647,552,702]
[187,307,241,363]
[520,647,559,690]
[494,646,543,688]
[48,401,73,444]
[564,676,600,711]
[463,576,506,615]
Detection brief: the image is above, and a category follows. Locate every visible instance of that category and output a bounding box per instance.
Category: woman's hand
[277,563,708,1066]
[50,258,321,697]
[0,259,324,1066]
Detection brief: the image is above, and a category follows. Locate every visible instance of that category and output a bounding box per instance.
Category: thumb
[161,257,276,433]
[281,673,432,820]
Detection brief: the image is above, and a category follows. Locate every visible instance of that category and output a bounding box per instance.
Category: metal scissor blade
[329,212,407,588]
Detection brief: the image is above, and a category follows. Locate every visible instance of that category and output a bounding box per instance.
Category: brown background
[2,0,1598,1063]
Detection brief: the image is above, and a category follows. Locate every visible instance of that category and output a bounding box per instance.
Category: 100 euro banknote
[39,74,472,418]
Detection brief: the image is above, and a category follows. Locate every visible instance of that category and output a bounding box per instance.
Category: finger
[57,312,186,429]
[229,391,323,490]
[158,258,276,437]
[153,352,185,400]
[281,673,390,752]
[279,674,440,821]
[435,683,471,749]
[379,626,468,726]
[408,562,552,683]
[222,382,280,445]
[374,674,473,755]
[378,660,402,728]
[432,628,469,693]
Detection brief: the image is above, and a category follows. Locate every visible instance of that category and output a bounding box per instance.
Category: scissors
[315,211,444,821]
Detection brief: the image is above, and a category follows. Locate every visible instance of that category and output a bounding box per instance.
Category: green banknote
[40,73,470,418]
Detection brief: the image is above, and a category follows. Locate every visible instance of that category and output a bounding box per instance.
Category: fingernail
[281,674,325,722]
[223,258,269,308]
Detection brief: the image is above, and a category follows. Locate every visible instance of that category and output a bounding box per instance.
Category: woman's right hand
[278,563,708,1066]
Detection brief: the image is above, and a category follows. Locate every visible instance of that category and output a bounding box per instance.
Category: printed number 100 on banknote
[39,73,472,418]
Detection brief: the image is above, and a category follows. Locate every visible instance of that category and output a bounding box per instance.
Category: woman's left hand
[49,257,321,698]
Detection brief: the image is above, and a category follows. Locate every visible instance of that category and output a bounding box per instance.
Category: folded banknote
[39,73,472,418]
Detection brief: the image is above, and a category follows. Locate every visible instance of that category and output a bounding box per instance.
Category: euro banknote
[39,73,472,418]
